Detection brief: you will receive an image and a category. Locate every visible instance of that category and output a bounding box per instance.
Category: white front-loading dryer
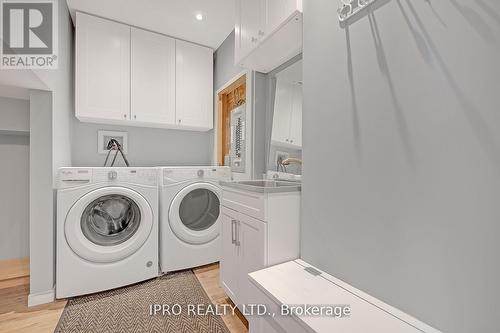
[56,167,159,298]
[160,167,231,272]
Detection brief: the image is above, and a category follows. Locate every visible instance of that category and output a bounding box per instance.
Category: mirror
[268,59,302,176]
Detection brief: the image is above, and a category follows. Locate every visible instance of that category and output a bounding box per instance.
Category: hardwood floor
[193,263,249,333]
[0,258,29,281]
[0,262,247,333]
[0,278,67,333]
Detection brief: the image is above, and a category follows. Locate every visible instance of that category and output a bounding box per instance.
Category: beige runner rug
[55,270,230,333]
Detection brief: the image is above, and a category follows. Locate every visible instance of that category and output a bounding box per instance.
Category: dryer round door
[169,182,221,245]
[65,187,153,263]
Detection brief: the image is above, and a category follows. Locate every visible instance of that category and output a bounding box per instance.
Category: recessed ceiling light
[196,13,203,21]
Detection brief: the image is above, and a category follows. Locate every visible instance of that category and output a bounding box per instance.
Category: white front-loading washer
[56,167,159,298]
[159,167,231,272]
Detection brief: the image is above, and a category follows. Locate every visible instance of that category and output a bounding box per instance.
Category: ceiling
[66,0,235,49]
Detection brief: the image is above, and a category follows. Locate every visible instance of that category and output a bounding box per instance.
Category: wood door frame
[213,70,253,180]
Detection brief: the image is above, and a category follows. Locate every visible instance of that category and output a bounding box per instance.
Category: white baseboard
[28,288,55,307]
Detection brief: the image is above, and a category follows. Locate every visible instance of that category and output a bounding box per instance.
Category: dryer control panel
[162,167,232,185]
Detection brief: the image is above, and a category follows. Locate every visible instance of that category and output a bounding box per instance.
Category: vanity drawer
[221,187,266,221]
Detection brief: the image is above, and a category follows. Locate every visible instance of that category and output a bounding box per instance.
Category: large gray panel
[301,0,500,332]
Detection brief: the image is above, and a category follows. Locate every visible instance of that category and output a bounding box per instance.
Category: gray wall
[0,97,30,133]
[252,71,268,179]
[71,120,213,167]
[301,0,500,332]
[29,90,53,294]
[214,31,243,91]
[29,0,74,298]
[0,97,30,260]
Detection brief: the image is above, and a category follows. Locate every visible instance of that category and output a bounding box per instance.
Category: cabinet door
[131,28,175,126]
[289,83,302,147]
[237,215,267,307]
[239,0,262,60]
[271,79,293,145]
[220,209,240,303]
[264,0,297,34]
[76,12,130,122]
[175,40,213,130]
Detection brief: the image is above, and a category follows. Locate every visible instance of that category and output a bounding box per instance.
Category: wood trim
[217,74,247,166]
[217,94,225,166]
[0,257,29,281]
[219,75,246,96]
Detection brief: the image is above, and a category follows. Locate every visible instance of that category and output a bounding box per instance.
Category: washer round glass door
[169,182,221,245]
[65,187,153,263]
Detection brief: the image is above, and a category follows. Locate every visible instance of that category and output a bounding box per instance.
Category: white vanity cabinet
[220,183,301,310]
[76,12,213,131]
[271,79,302,148]
[235,0,302,73]
[221,208,267,307]
[76,12,131,123]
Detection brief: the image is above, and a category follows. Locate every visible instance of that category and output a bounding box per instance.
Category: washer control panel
[108,170,118,180]
[58,168,158,188]
[94,168,158,185]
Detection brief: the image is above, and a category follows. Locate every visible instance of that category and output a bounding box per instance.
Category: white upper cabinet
[239,0,262,60]
[271,79,302,148]
[76,12,130,123]
[131,28,175,126]
[75,13,214,131]
[175,40,213,130]
[271,79,293,144]
[235,0,302,73]
[264,0,298,33]
[289,83,302,147]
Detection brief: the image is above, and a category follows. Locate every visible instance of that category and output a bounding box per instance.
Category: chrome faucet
[281,158,302,166]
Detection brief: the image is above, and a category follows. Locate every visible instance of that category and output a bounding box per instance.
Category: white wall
[0,97,30,260]
[301,0,500,332]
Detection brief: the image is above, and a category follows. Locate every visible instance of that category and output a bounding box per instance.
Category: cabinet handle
[235,221,241,247]
[124,114,127,119]
[134,115,136,120]
[231,219,237,245]
[286,138,289,142]
[178,119,181,124]
[258,30,265,36]
[251,37,258,43]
